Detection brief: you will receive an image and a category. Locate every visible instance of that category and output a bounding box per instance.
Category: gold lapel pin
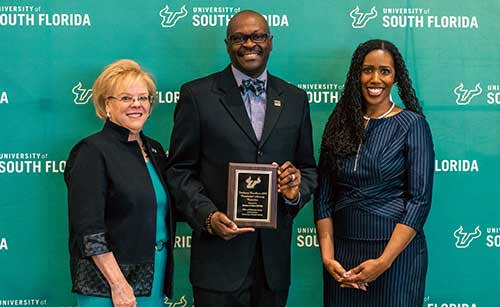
[273,100,282,107]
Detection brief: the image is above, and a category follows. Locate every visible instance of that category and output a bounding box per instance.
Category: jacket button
[257,150,263,156]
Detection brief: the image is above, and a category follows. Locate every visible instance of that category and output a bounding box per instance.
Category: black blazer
[166,66,317,292]
[65,120,175,297]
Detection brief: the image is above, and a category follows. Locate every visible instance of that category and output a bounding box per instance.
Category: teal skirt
[76,247,167,307]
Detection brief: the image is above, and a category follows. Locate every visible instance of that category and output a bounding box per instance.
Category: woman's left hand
[343,258,391,284]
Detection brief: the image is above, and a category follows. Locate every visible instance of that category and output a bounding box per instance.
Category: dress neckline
[367,109,406,121]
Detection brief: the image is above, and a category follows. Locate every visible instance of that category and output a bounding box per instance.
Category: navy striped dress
[314,110,434,307]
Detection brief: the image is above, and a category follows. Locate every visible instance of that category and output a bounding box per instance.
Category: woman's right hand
[110,281,136,307]
[324,259,367,291]
[316,219,366,290]
[323,258,348,282]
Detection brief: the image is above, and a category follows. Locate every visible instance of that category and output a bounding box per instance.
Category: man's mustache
[237,46,263,56]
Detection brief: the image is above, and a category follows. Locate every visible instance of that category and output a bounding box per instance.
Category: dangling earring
[106,111,111,118]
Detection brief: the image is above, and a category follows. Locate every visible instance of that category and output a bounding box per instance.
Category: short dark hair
[226,10,270,37]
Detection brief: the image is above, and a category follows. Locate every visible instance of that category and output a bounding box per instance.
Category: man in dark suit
[166,10,317,307]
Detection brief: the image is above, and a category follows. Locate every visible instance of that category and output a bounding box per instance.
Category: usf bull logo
[246,176,262,189]
[159,4,188,28]
[72,82,92,105]
[454,225,481,248]
[454,83,482,105]
[164,295,188,307]
[350,6,378,28]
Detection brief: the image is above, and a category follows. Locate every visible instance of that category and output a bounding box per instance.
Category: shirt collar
[231,65,267,89]
[103,120,145,143]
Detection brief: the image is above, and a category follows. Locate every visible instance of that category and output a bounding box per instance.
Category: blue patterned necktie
[240,78,266,141]
[241,78,266,96]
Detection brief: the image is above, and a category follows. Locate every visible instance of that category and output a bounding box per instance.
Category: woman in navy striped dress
[314,39,434,307]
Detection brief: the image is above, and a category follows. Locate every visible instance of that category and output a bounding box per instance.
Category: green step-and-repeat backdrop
[1,1,499,306]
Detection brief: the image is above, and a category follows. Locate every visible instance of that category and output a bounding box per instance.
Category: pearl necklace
[363,102,396,120]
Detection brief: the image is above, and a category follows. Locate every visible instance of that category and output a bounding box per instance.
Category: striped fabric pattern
[314,110,434,307]
[323,235,428,307]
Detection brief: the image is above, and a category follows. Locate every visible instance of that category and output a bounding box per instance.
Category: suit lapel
[260,74,284,146]
[216,66,258,145]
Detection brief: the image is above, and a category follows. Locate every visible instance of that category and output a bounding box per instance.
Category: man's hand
[210,211,255,240]
[274,161,301,201]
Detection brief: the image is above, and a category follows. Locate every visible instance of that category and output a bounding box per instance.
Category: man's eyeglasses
[107,95,154,104]
[226,32,272,45]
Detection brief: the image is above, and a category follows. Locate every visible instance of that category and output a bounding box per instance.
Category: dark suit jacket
[65,120,175,297]
[166,66,317,292]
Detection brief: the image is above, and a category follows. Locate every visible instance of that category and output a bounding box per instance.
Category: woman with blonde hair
[65,59,175,307]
